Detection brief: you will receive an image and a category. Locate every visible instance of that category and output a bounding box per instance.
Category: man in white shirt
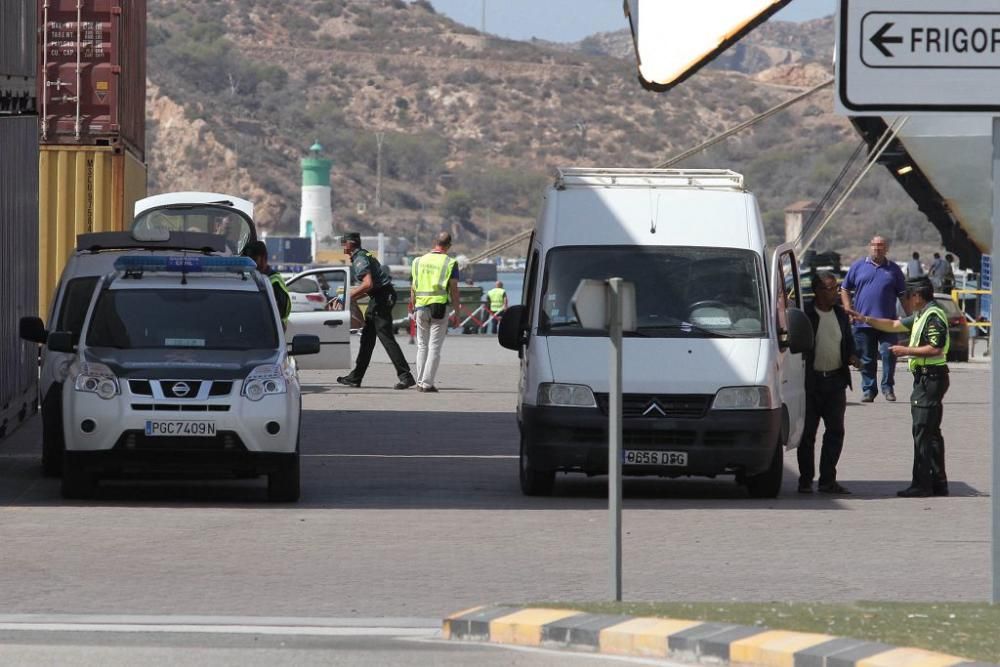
[906,252,924,278]
[799,272,860,494]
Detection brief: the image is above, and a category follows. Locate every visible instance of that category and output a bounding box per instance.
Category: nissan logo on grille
[171,382,191,398]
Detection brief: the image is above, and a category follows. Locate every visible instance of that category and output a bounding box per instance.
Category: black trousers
[910,370,949,492]
[797,373,847,486]
[350,291,412,381]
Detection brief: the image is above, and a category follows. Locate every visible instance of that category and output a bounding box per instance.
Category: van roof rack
[554,168,745,191]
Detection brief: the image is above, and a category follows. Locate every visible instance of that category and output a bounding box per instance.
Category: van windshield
[132,205,254,254]
[540,246,767,338]
[86,289,278,350]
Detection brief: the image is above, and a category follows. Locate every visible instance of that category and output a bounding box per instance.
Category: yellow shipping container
[38,145,147,317]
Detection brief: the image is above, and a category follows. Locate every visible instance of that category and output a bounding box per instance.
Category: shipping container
[0,115,40,441]
[266,236,313,265]
[1,0,37,114]
[38,0,146,156]
[38,144,146,316]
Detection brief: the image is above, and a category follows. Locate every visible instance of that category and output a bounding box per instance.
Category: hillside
[144,0,936,257]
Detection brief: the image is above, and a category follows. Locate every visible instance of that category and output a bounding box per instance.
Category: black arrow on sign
[870,22,904,57]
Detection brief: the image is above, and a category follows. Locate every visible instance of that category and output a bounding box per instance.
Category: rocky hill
[145,0,936,256]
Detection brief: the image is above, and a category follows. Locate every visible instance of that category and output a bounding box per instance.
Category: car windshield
[86,289,278,350]
[540,245,766,338]
[131,205,253,254]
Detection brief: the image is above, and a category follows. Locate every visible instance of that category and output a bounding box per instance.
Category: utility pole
[375,131,385,209]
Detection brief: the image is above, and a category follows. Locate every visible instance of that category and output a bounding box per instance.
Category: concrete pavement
[0,335,993,626]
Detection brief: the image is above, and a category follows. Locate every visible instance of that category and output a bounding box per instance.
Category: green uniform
[900,303,950,493]
[267,269,291,325]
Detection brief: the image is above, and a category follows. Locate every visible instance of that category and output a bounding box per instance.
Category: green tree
[442,191,474,229]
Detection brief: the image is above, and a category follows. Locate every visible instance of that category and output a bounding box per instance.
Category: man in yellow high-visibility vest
[486,281,508,334]
[409,232,460,393]
[848,276,950,498]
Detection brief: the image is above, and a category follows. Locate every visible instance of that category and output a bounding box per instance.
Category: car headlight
[537,383,596,408]
[72,362,120,400]
[242,364,287,401]
[712,386,772,410]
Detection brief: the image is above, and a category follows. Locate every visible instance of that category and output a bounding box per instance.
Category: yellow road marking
[489,608,582,646]
[599,617,702,657]
[730,630,835,667]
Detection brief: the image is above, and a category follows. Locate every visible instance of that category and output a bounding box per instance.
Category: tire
[61,458,97,500]
[267,453,300,502]
[41,385,64,478]
[519,432,555,496]
[746,441,783,499]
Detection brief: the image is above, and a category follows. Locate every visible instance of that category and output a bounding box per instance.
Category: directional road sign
[836,0,1000,114]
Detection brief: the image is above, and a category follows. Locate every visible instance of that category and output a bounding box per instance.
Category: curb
[443,606,993,667]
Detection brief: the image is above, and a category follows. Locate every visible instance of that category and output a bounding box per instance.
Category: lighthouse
[299,142,334,242]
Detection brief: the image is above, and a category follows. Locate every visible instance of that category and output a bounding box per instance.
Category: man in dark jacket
[799,272,859,494]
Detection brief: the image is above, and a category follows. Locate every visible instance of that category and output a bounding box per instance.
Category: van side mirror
[290,334,321,356]
[47,331,76,353]
[497,304,528,351]
[19,317,48,344]
[781,308,814,354]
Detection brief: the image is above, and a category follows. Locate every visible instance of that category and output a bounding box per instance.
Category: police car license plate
[145,420,217,437]
[623,450,687,466]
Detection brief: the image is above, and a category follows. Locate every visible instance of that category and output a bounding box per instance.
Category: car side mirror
[781,308,814,355]
[19,316,48,344]
[290,334,321,356]
[497,304,528,351]
[47,331,76,353]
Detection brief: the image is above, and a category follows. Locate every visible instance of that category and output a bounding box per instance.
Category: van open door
[770,244,806,449]
[286,267,352,369]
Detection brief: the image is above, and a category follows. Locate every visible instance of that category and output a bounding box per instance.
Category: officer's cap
[340,232,361,245]
[905,276,933,293]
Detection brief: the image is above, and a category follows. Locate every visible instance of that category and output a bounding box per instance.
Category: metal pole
[991,116,1000,604]
[608,278,623,601]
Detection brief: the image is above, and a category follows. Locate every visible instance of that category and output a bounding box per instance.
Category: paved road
[0,335,993,657]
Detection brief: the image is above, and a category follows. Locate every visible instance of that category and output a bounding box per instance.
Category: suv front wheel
[268,452,300,502]
[41,385,64,478]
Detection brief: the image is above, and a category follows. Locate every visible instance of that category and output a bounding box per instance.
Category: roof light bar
[113,255,256,274]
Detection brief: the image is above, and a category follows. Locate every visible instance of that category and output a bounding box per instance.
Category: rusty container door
[38,0,146,157]
[38,144,147,317]
[1,0,37,114]
[0,116,40,441]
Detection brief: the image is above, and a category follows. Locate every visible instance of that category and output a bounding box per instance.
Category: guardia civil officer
[337,233,416,390]
[247,241,291,328]
[847,276,950,497]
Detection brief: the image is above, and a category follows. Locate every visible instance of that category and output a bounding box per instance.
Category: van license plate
[145,421,216,437]
[623,450,688,466]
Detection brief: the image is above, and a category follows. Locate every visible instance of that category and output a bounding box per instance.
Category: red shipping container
[37,0,146,158]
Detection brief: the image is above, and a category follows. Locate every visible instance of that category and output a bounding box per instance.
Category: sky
[425,0,835,43]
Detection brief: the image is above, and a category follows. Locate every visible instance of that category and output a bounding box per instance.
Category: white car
[287,274,329,312]
[20,193,352,483]
[44,255,320,501]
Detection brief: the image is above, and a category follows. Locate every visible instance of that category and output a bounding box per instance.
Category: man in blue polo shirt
[840,235,906,402]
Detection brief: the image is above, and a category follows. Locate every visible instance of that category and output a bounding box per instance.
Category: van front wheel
[519,433,555,496]
[746,441,783,499]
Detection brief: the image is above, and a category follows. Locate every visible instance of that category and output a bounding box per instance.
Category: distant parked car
[287,275,328,312]
[933,294,969,363]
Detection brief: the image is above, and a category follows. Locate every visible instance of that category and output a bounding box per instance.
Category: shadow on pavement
[0,410,985,509]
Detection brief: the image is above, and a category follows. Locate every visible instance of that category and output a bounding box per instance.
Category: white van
[498,168,812,498]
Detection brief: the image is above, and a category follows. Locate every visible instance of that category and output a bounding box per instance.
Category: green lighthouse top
[301,141,333,187]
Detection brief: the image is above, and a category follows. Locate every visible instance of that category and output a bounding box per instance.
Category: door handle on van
[323,320,343,327]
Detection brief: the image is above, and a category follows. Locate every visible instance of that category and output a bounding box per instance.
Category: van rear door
[770,244,806,449]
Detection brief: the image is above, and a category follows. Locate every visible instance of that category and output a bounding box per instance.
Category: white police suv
[44,255,320,501]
